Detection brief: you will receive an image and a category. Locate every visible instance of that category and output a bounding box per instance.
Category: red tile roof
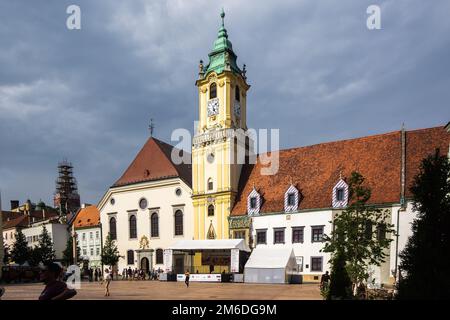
[1,209,60,230]
[231,126,450,216]
[113,137,192,188]
[73,205,100,229]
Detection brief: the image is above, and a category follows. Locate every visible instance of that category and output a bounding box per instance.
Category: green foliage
[328,252,352,300]
[323,172,395,297]
[397,151,450,299]
[62,235,81,266]
[10,230,30,265]
[36,225,56,264]
[101,233,120,268]
[3,244,11,264]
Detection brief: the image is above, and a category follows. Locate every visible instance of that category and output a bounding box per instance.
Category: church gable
[113,137,192,188]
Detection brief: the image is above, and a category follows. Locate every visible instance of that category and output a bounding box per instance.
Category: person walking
[102,268,112,297]
[320,271,331,290]
[184,269,190,288]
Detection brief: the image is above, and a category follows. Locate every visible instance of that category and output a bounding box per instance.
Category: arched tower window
[129,215,137,239]
[151,212,159,237]
[208,178,213,191]
[109,217,117,240]
[235,86,240,101]
[210,83,217,99]
[208,204,215,216]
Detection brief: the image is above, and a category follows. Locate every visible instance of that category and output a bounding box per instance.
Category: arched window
[109,217,117,240]
[209,83,217,99]
[129,215,137,239]
[208,178,213,191]
[208,204,215,216]
[235,86,240,101]
[127,250,134,265]
[174,210,183,236]
[156,249,163,264]
[151,212,159,237]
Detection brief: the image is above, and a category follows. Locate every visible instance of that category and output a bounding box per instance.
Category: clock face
[234,100,241,117]
[207,98,219,117]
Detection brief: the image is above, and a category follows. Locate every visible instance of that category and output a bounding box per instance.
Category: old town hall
[98,11,450,285]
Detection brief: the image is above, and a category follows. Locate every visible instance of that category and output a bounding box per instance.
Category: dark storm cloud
[1,0,449,206]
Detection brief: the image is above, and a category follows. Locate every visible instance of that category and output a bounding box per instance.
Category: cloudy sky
[0,0,449,207]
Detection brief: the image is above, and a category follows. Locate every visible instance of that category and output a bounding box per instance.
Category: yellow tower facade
[192,10,250,240]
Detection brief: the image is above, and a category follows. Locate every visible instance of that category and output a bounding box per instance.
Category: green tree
[323,172,395,298]
[36,225,56,264]
[397,151,450,299]
[327,251,352,300]
[101,233,120,269]
[3,244,11,264]
[10,230,30,265]
[62,236,81,266]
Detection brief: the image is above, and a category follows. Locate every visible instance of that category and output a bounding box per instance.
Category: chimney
[11,200,19,210]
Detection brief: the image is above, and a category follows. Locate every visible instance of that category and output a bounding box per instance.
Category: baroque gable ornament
[139,235,150,249]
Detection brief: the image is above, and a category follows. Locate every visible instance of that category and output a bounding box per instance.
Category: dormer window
[336,188,345,201]
[284,184,299,212]
[210,83,217,99]
[332,179,349,208]
[250,197,257,209]
[247,188,261,215]
[287,193,295,206]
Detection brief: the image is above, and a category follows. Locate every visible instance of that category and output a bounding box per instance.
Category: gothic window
[151,212,159,237]
[174,210,183,236]
[109,217,117,240]
[284,184,300,212]
[156,248,163,264]
[129,215,137,239]
[127,250,134,265]
[235,86,240,101]
[210,83,217,99]
[332,179,349,208]
[208,178,213,191]
[208,204,215,216]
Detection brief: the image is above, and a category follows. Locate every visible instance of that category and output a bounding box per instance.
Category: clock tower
[192,10,251,240]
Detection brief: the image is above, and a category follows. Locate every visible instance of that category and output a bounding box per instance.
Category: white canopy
[244,247,296,269]
[169,239,250,252]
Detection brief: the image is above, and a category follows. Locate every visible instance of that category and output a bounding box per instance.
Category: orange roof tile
[73,205,100,229]
[231,126,450,216]
[112,137,192,188]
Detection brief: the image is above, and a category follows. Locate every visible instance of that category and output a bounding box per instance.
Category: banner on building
[163,249,173,273]
[177,274,222,282]
[230,248,239,273]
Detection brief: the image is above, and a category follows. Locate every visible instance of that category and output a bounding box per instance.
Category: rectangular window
[90,247,94,256]
[365,221,373,240]
[287,193,296,206]
[337,188,344,201]
[82,233,86,241]
[274,228,285,244]
[233,231,245,239]
[296,256,304,272]
[89,232,93,240]
[83,249,87,256]
[250,197,257,209]
[96,247,100,256]
[377,224,386,242]
[256,230,266,244]
[311,226,324,243]
[311,257,323,272]
[292,227,304,243]
[96,231,99,239]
